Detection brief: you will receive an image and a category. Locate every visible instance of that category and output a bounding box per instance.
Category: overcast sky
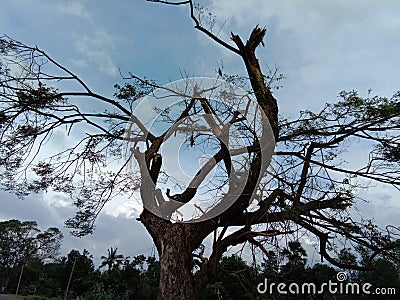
[1,0,399,265]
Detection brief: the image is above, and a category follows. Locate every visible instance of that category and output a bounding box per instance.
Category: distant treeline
[1,219,399,299]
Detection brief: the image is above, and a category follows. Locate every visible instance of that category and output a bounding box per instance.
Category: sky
[1,0,399,266]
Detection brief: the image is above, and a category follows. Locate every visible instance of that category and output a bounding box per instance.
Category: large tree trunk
[158,225,195,299]
[141,210,207,300]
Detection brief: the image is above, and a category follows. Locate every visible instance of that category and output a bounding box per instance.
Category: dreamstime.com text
[257,272,396,296]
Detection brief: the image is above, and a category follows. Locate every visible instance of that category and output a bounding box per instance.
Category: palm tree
[100,247,124,272]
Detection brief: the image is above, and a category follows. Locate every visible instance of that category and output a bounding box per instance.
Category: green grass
[7,295,23,300]
[22,296,60,300]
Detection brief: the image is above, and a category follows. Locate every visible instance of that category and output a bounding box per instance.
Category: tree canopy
[0,219,63,293]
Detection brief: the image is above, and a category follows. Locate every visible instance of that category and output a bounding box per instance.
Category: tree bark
[141,210,204,300]
[231,27,279,140]
[158,225,195,299]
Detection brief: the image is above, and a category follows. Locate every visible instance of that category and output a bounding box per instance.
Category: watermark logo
[125,77,275,223]
[257,271,396,296]
[336,271,347,282]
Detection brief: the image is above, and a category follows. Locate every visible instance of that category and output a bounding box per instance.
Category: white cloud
[57,1,91,20]
[55,1,120,76]
[103,194,143,218]
[72,30,118,76]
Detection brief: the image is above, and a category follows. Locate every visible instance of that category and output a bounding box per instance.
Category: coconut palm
[100,247,124,272]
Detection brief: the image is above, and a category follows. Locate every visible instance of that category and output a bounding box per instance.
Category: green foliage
[23,296,60,300]
[0,219,62,268]
[201,255,258,300]
[22,247,160,300]
[15,83,64,111]
[113,78,155,103]
[378,142,400,162]
[113,83,140,101]
[99,247,124,272]
[360,258,400,287]
[281,241,307,269]
[201,243,400,300]
[0,222,397,300]
[0,219,63,295]
[82,283,114,300]
[336,90,400,118]
[0,35,18,54]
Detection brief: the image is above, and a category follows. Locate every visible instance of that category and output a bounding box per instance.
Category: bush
[81,283,115,300]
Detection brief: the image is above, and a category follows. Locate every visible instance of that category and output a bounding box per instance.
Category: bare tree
[1,1,399,299]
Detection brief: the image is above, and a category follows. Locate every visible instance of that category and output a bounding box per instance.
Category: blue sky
[1,0,399,265]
